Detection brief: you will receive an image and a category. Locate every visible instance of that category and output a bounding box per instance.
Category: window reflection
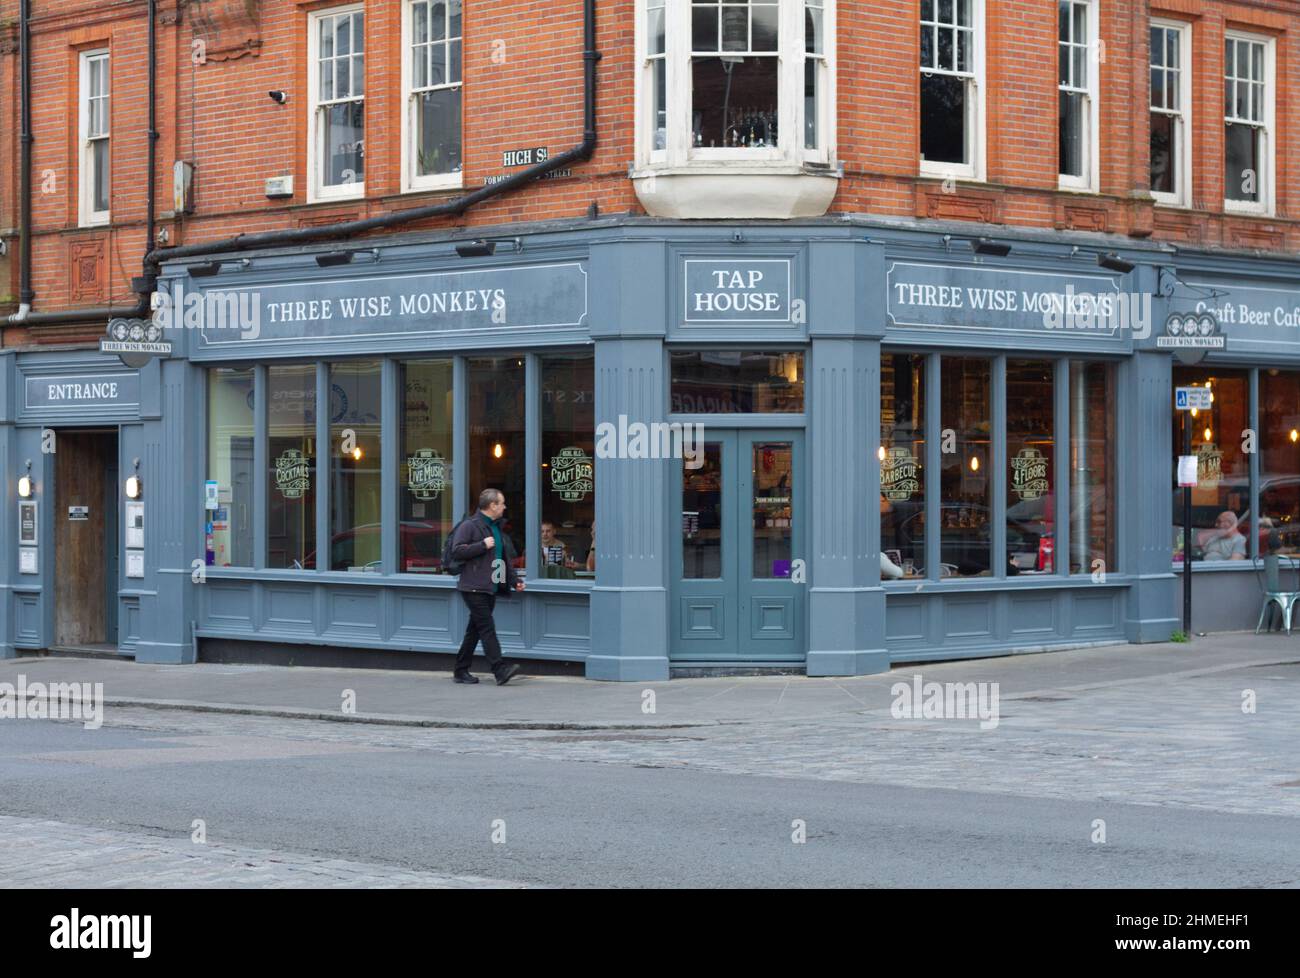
[1007,360,1054,574]
[881,353,926,578]
[400,359,454,573]
[940,357,991,577]
[1171,367,1249,564]
[267,365,317,570]
[468,357,527,572]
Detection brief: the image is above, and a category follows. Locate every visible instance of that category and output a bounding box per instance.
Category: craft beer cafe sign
[684,259,793,323]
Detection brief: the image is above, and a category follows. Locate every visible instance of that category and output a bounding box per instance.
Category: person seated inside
[539,520,580,577]
[1197,510,1247,561]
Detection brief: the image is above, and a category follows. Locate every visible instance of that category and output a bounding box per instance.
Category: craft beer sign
[684,259,792,323]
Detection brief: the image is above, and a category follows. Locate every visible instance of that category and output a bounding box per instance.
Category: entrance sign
[24,373,140,412]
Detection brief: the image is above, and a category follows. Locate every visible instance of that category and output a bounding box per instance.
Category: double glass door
[672,429,805,661]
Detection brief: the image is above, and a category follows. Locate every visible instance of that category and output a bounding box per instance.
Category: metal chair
[1253,554,1300,634]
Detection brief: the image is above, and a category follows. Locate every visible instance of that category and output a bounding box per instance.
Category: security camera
[268,91,288,104]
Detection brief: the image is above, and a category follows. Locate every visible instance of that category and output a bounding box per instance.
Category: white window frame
[308,4,366,203]
[634,0,837,171]
[918,0,985,184]
[1149,18,1191,208]
[79,49,111,227]
[401,0,464,193]
[1223,30,1275,217]
[1058,0,1100,192]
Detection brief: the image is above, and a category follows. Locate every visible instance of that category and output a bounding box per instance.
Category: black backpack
[440,515,473,575]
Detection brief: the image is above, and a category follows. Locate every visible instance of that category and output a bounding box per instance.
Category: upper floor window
[79,50,110,226]
[309,6,366,202]
[1150,20,1191,207]
[637,0,835,168]
[404,0,463,191]
[919,0,982,181]
[1224,32,1274,215]
[1058,0,1097,190]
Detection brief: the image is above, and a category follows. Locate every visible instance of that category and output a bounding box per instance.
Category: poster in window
[1011,448,1050,501]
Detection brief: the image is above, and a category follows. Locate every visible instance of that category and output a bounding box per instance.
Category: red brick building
[3,0,1298,332]
[2,2,1299,678]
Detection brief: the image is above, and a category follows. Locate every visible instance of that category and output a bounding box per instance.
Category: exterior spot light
[316,251,354,267]
[970,238,1011,257]
[125,459,143,500]
[189,261,222,277]
[493,443,504,459]
[1097,252,1136,274]
[17,460,33,498]
[455,240,497,258]
[268,90,289,104]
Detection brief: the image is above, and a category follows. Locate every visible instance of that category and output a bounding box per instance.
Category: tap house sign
[1011,448,1050,501]
[550,446,594,502]
[881,447,921,501]
[684,260,793,323]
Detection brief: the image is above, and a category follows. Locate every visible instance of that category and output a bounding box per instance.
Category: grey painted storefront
[4,218,1298,677]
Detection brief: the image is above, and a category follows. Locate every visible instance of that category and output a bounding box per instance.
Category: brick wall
[2,0,1298,344]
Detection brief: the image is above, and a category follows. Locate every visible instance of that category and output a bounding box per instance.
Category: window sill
[630,161,841,219]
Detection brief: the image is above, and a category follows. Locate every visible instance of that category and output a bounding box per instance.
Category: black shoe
[495,664,521,686]
[453,672,480,684]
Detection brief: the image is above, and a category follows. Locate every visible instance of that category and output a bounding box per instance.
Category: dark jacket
[451,512,520,594]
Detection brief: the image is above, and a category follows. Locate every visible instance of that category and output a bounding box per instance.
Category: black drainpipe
[10,0,598,326]
[8,0,154,326]
[14,0,34,312]
[146,0,600,267]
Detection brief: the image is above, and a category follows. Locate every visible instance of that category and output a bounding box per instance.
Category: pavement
[0,632,1296,730]
[2,632,1298,887]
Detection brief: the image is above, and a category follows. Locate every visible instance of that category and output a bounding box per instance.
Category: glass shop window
[206,368,255,568]
[670,350,804,413]
[1006,360,1054,575]
[1171,367,1249,565]
[467,356,527,573]
[267,365,318,570]
[1259,370,1300,555]
[691,0,780,148]
[328,361,383,572]
[880,353,926,579]
[919,0,978,173]
[539,355,596,580]
[940,357,991,577]
[400,359,454,573]
[1069,361,1117,575]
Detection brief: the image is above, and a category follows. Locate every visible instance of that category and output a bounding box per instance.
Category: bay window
[1150,20,1191,207]
[634,0,839,218]
[1058,0,1097,190]
[404,0,463,191]
[919,0,982,180]
[309,6,366,201]
[1224,33,1274,215]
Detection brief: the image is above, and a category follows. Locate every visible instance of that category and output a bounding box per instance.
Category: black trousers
[456,590,505,675]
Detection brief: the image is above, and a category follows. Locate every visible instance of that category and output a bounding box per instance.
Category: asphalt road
[2,716,1296,888]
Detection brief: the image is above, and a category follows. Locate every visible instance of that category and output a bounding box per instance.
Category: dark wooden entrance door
[54,430,118,648]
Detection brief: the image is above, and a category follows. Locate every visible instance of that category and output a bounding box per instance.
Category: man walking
[450,488,524,685]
